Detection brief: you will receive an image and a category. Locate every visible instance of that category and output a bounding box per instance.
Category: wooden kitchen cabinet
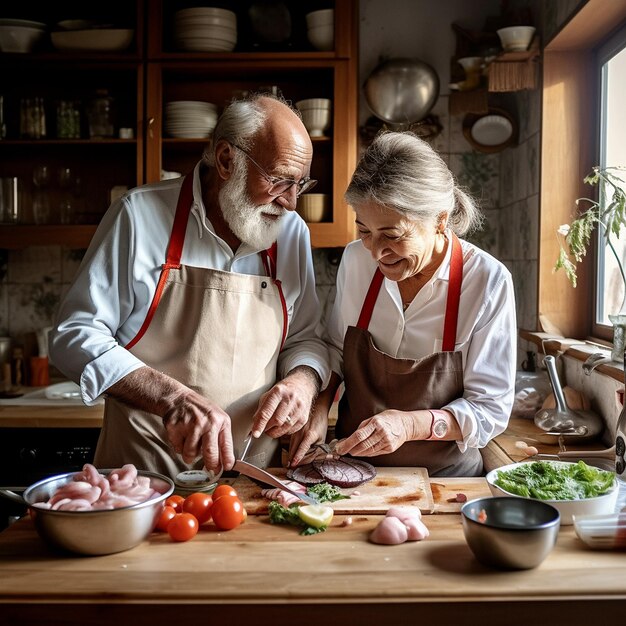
[0,1,144,249]
[0,0,358,249]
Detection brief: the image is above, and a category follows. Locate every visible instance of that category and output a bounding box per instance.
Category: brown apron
[336,233,482,477]
[94,173,287,477]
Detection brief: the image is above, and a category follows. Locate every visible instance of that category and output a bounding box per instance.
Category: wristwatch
[427,409,449,440]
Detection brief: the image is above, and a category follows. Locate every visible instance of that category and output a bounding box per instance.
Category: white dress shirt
[326,234,517,451]
[49,162,330,405]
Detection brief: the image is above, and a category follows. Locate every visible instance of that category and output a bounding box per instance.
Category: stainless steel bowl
[20,469,174,556]
[363,58,440,126]
[461,496,560,570]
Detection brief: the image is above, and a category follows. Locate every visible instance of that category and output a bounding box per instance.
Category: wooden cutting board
[232,467,434,515]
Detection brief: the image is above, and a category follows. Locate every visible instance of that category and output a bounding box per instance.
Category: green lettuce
[494,460,615,501]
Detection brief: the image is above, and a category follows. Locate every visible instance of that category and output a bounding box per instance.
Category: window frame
[591,24,626,340]
[539,0,626,342]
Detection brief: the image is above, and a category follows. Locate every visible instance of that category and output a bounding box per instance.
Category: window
[595,25,626,331]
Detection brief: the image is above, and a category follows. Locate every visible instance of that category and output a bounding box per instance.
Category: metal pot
[363,57,440,127]
[0,469,174,555]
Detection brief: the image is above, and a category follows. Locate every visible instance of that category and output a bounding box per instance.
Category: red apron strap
[261,241,287,350]
[261,241,278,279]
[355,234,463,347]
[442,233,463,352]
[165,172,194,267]
[125,174,193,350]
[357,268,385,329]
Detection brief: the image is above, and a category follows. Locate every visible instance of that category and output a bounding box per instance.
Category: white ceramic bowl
[51,29,134,52]
[297,193,330,223]
[486,460,618,525]
[296,98,332,110]
[470,114,513,147]
[306,9,334,28]
[457,56,483,73]
[299,108,331,137]
[496,26,536,52]
[0,24,46,53]
[307,24,333,51]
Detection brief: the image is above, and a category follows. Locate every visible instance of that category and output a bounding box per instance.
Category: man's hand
[251,365,320,440]
[288,404,328,467]
[106,366,235,473]
[162,391,234,473]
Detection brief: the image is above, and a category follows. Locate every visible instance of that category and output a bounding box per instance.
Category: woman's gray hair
[202,93,300,167]
[344,131,483,236]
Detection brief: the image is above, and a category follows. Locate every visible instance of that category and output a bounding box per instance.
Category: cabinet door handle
[148,117,155,139]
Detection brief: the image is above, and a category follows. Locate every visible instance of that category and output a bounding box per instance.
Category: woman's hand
[334,409,429,457]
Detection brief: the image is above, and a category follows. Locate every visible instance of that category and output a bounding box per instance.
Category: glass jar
[87,90,115,139]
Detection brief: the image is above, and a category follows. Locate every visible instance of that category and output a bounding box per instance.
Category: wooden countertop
[1,476,625,626]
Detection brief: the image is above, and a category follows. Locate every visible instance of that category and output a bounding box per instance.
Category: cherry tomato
[165,494,185,513]
[167,513,199,542]
[183,492,213,524]
[155,505,177,532]
[211,495,245,530]
[212,485,238,501]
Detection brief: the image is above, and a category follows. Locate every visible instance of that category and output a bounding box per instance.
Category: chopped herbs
[494,461,615,501]
[307,482,350,503]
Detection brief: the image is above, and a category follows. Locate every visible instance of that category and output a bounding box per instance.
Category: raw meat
[33,463,161,512]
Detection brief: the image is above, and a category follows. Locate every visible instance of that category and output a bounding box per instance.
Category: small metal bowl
[21,469,174,556]
[461,496,560,570]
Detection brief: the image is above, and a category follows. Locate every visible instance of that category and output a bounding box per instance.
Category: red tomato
[155,505,177,532]
[211,495,245,530]
[212,485,238,501]
[183,492,213,524]
[167,513,199,542]
[165,494,185,513]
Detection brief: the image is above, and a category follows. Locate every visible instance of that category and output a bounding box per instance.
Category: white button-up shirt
[325,235,517,451]
[49,162,330,405]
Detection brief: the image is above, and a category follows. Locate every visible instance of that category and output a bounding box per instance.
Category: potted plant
[555,166,626,361]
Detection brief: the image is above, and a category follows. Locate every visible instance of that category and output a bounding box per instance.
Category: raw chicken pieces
[33,463,161,512]
[261,480,308,507]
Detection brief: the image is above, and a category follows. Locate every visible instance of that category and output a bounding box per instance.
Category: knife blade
[232,459,318,505]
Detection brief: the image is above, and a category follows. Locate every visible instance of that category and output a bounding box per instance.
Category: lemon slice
[297,504,334,529]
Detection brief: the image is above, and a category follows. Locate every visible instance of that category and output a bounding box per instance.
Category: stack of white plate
[165,101,219,138]
[173,7,237,52]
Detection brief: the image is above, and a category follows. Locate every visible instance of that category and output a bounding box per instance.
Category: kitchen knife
[232,459,319,505]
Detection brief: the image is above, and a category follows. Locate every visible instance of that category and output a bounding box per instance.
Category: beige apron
[336,233,482,477]
[94,173,287,476]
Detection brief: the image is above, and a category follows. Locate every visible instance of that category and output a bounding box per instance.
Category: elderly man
[49,95,329,478]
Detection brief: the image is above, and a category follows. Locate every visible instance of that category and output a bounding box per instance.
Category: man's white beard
[219,155,285,250]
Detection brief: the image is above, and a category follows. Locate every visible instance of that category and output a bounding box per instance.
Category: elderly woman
[291,131,516,476]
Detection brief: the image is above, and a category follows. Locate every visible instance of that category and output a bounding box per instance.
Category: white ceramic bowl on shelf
[496,26,536,52]
[299,108,331,137]
[295,98,332,110]
[307,24,333,51]
[486,460,618,525]
[305,9,334,28]
[0,21,47,53]
[297,193,330,223]
[457,56,483,74]
[51,29,134,52]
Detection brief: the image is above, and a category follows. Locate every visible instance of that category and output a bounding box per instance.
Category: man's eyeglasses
[231,143,317,198]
